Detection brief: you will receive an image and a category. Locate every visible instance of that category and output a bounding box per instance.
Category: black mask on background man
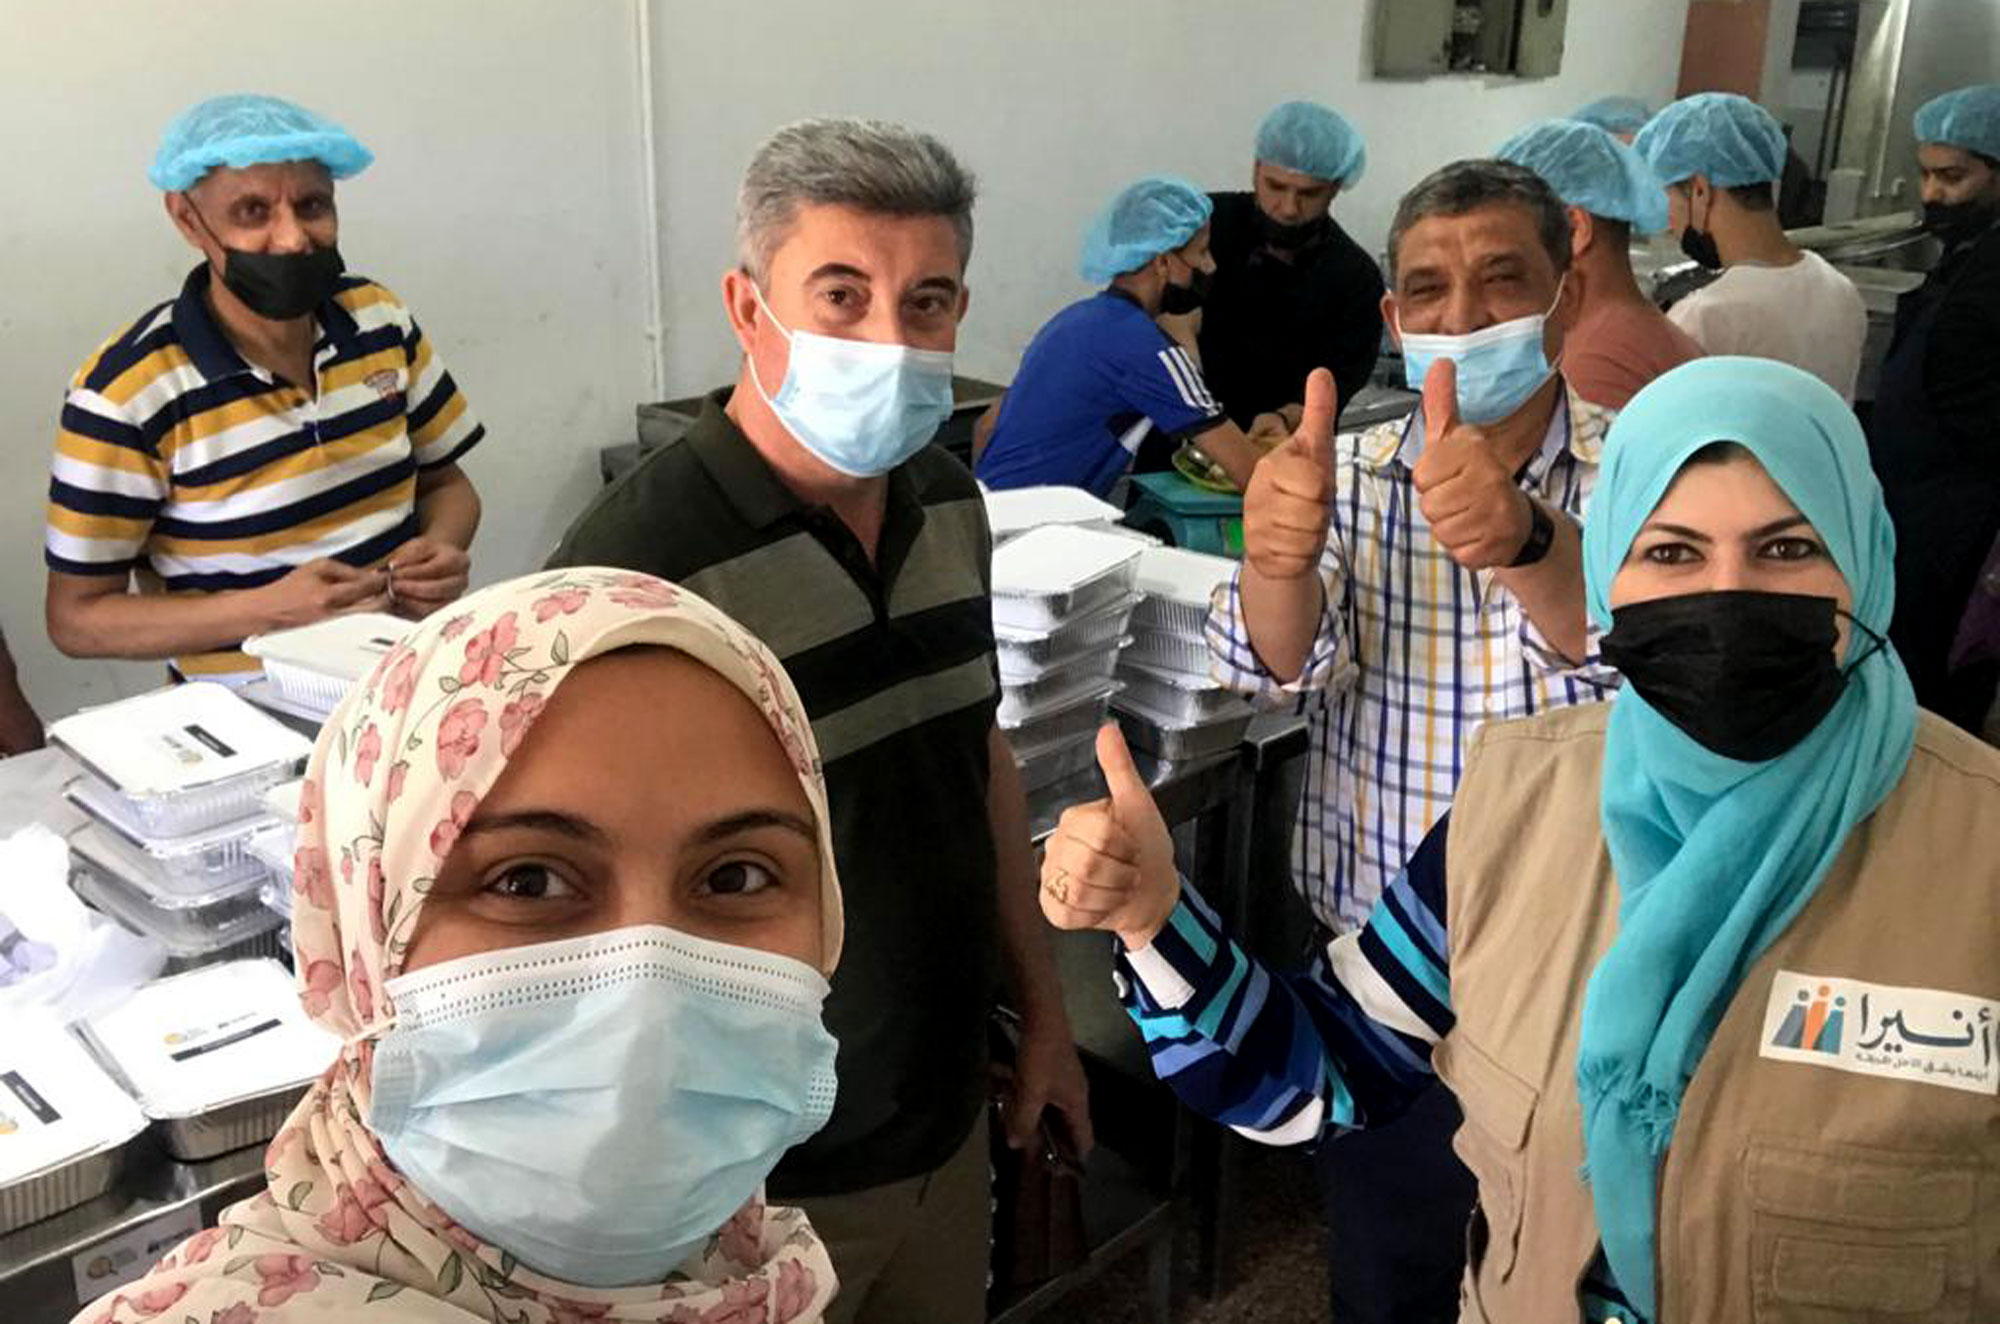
[1922,197,2000,247]
[1257,210,1328,250]
[1160,267,1211,316]
[184,195,345,320]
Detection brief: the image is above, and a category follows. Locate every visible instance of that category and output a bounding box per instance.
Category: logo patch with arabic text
[1761,970,1999,1096]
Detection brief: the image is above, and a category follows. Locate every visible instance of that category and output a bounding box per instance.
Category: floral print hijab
[77,569,844,1324]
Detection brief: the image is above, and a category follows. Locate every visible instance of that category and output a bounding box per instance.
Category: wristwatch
[1508,494,1556,569]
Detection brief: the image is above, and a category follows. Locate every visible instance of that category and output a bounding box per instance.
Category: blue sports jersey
[977,289,1225,498]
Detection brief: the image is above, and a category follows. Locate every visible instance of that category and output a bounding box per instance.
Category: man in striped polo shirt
[44,94,484,681]
[550,118,1088,1323]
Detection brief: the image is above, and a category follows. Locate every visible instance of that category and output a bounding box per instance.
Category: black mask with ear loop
[1159,265,1211,316]
[1677,183,1723,270]
[1600,589,1887,763]
[182,193,345,321]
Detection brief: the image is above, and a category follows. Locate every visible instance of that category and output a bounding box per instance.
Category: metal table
[1,714,1307,1324]
[1001,713,1309,1318]
[0,749,277,1324]
[2,1145,265,1322]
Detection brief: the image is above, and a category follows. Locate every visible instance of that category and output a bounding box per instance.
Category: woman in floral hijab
[77,568,846,1324]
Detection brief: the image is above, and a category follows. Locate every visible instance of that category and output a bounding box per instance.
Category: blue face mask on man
[748,285,956,477]
[368,924,839,1288]
[1397,280,1565,425]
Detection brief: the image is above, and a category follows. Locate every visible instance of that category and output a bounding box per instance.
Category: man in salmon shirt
[1498,118,1702,409]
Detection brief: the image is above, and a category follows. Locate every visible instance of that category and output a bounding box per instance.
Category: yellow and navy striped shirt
[45,266,484,678]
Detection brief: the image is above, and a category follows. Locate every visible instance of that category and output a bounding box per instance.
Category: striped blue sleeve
[1115,814,1455,1141]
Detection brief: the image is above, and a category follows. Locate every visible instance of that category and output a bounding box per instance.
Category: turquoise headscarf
[1577,357,1917,1319]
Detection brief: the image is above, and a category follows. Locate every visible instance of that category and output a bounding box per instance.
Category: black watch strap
[1508,495,1555,569]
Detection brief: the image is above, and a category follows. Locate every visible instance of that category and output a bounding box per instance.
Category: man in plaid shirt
[1206,159,1618,1323]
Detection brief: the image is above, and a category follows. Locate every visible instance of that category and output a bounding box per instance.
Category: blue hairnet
[1498,119,1669,232]
[1571,96,1652,136]
[1078,176,1213,284]
[151,94,373,192]
[1632,92,1787,189]
[1914,85,2000,161]
[1254,101,1366,186]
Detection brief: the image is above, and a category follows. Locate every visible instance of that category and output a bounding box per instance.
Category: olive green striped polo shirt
[547,391,1001,1196]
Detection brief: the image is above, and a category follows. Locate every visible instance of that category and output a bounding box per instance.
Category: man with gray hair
[550,118,1089,1322]
[1208,158,1617,1323]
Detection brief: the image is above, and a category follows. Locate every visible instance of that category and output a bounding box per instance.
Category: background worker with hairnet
[1570,95,1651,143]
[1636,92,1867,400]
[1188,101,1384,443]
[975,176,1266,496]
[1498,119,1702,409]
[1867,84,2000,734]
[42,94,485,681]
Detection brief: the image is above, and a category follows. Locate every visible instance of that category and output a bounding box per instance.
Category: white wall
[646,0,1695,394]
[0,0,1694,722]
[0,0,654,717]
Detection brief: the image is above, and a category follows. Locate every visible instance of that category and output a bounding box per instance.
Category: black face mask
[1600,590,1884,763]
[1921,198,1999,247]
[184,194,345,321]
[1678,226,1723,271]
[1159,266,1211,316]
[217,245,346,321]
[1256,209,1328,250]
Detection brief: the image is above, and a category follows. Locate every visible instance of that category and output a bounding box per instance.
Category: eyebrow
[693,808,818,847]
[462,808,612,846]
[804,264,961,297]
[1640,515,1812,542]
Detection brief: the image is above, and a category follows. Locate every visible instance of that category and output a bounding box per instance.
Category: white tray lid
[991,525,1142,598]
[49,684,312,797]
[243,612,412,682]
[1135,546,1238,605]
[0,1018,145,1184]
[245,821,297,874]
[83,960,337,1119]
[983,486,1124,538]
[261,779,305,823]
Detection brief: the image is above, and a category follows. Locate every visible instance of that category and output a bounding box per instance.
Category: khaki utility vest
[1433,703,2000,1322]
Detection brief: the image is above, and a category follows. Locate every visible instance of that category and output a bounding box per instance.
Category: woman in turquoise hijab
[1038,357,2000,1322]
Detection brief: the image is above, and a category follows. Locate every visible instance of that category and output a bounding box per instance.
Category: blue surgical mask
[1397,282,1564,424]
[369,925,838,1288]
[748,285,955,477]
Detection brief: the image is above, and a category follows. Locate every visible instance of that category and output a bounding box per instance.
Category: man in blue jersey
[975,176,1266,498]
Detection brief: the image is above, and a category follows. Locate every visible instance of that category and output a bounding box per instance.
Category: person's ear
[1690,174,1713,226]
[720,269,762,355]
[1380,290,1401,349]
[1566,205,1593,259]
[164,191,208,254]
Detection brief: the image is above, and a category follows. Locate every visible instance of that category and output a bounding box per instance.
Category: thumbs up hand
[1040,724,1180,950]
[1409,358,1535,571]
[1243,368,1340,582]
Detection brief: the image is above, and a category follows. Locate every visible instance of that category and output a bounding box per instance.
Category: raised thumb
[1095,722,1150,816]
[1295,366,1338,468]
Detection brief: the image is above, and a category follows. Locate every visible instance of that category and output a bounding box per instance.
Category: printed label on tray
[70,1204,202,1305]
[163,1012,283,1063]
[0,1068,61,1131]
[178,722,238,760]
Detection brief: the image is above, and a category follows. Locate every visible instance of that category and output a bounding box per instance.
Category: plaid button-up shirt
[1206,386,1620,932]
